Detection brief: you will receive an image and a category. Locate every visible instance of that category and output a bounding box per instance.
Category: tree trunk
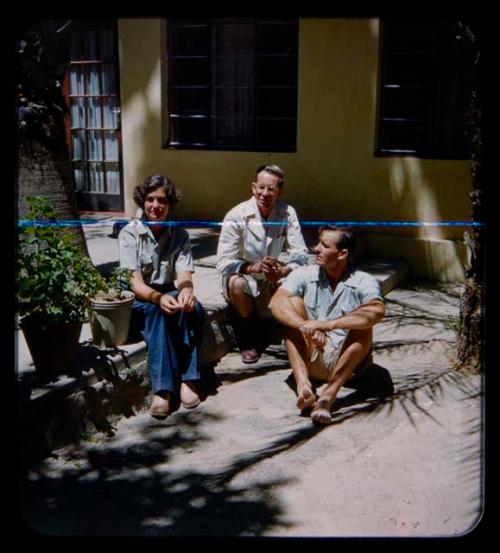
[16,20,88,256]
[455,21,485,374]
[18,142,88,256]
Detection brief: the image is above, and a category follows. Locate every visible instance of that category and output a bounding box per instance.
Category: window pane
[88,130,104,161]
[70,32,83,61]
[70,98,85,128]
[215,23,255,55]
[84,31,99,59]
[87,64,101,95]
[102,64,116,95]
[170,57,210,86]
[100,29,114,61]
[69,66,84,95]
[434,86,471,157]
[258,55,298,86]
[257,118,296,150]
[87,98,102,128]
[105,163,120,194]
[169,87,209,115]
[380,120,430,152]
[384,53,434,86]
[88,163,105,192]
[212,116,254,147]
[214,86,254,118]
[169,116,210,146]
[170,24,210,55]
[103,97,119,128]
[258,21,298,54]
[383,20,437,52]
[382,87,433,119]
[103,131,119,161]
[214,55,254,87]
[257,87,297,117]
[72,131,86,160]
[73,163,87,191]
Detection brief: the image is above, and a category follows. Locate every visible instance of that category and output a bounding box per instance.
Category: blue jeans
[131,291,205,394]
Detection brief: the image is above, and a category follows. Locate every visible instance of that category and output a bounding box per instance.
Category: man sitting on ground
[216,164,308,363]
[269,225,385,424]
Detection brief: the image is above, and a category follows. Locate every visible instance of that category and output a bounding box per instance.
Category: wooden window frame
[376,18,473,160]
[165,17,298,152]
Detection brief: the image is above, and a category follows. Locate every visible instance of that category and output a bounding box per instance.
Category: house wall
[118,18,472,281]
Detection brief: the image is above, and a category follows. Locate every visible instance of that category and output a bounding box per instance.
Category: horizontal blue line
[17,219,484,228]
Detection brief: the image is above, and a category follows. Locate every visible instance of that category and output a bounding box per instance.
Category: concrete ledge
[358,257,410,297]
[364,234,467,282]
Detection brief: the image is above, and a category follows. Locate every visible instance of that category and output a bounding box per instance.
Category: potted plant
[17,196,105,379]
[88,267,135,348]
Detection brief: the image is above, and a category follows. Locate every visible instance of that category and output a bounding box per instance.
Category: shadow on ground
[19,409,294,536]
[17,281,482,536]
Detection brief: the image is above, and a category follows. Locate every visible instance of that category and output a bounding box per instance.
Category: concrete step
[357,257,410,297]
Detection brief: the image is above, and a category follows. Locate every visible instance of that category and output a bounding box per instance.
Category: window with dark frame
[166,17,298,151]
[67,21,122,200]
[377,19,474,159]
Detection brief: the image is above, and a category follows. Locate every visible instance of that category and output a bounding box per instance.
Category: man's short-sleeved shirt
[281,264,383,348]
[119,219,194,286]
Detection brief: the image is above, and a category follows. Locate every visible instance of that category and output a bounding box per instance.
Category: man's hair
[132,175,181,209]
[255,164,285,188]
[319,225,357,258]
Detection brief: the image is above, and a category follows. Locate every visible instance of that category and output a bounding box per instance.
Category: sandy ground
[18,284,484,537]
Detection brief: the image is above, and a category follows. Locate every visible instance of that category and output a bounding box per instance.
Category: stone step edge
[20,304,235,407]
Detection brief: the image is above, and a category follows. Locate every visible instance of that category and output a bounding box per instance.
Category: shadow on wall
[364,20,469,280]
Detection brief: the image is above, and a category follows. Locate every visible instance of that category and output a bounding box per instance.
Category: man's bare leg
[227,275,261,363]
[228,275,254,317]
[283,297,317,411]
[311,329,373,424]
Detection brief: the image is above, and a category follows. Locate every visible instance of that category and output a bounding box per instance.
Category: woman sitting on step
[119,175,205,419]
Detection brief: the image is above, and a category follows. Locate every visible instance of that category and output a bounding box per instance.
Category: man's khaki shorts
[307,335,373,382]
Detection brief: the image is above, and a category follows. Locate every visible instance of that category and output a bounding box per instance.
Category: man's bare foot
[296,385,317,410]
[311,399,333,424]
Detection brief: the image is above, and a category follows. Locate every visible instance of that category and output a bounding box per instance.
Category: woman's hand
[159,293,181,315]
[177,286,196,312]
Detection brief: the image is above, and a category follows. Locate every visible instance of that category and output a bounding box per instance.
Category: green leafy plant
[91,267,133,302]
[17,196,106,324]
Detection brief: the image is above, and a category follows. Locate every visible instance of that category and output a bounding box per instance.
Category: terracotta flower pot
[89,290,135,347]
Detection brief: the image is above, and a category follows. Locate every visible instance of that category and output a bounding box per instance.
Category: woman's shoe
[150,392,170,419]
[180,381,201,409]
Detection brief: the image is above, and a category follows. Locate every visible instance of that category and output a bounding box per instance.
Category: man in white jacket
[216,164,308,363]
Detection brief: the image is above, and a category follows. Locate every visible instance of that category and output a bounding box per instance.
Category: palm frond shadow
[19,364,482,536]
[329,367,481,430]
[19,409,293,536]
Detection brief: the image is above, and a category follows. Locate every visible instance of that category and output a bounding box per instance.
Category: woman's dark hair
[132,175,181,209]
[319,225,357,258]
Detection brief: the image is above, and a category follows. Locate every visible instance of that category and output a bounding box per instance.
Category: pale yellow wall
[118,18,473,281]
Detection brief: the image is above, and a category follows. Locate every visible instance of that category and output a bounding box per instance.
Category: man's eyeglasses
[253,184,279,193]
